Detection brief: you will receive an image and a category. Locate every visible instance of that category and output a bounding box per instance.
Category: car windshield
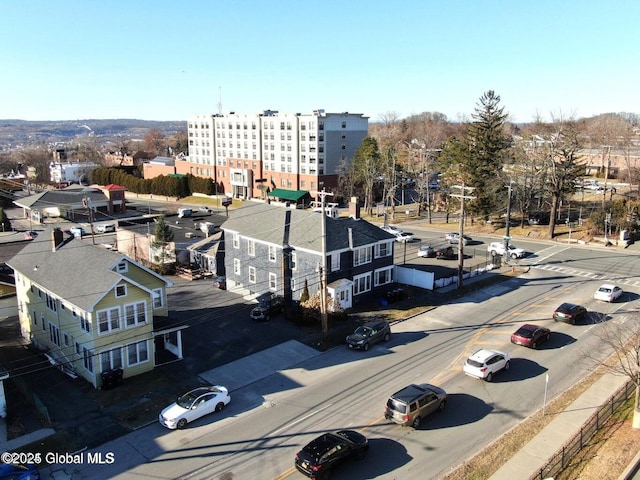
[176,390,200,409]
[354,326,372,336]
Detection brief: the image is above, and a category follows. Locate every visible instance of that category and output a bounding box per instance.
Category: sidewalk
[490,371,631,480]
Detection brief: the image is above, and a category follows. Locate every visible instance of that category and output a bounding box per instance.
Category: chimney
[348,227,353,250]
[349,197,360,219]
[51,228,64,252]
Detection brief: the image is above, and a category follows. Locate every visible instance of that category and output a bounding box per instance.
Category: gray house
[220,202,396,309]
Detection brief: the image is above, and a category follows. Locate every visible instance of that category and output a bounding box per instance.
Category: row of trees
[92,167,216,198]
[344,91,639,239]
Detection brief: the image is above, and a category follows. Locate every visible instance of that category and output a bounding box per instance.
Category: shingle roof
[6,228,168,312]
[221,202,394,253]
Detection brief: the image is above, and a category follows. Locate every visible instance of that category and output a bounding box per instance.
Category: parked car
[381,224,404,235]
[417,245,435,258]
[553,302,588,324]
[511,324,551,348]
[69,226,85,237]
[463,349,511,381]
[488,242,526,259]
[159,385,231,429]
[394,232,414,243]
[594,284,623,303]
[295,430,369,479]
[199,206,211,212]
[250,293,285,321]
[0,463,40,480]
[385,288,406,304]
[213,276,226,290]
[346,320,391,351]
[384,383,447,428]
[436,246,457,260]
[445,232,471,245]
[96,223,116,233]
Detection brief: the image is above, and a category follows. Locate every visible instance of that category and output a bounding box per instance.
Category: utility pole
[313,189,333,348]
[450,184,475,288]
[504,180,516,262]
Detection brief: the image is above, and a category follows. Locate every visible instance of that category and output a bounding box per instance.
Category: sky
[1,0,638,124]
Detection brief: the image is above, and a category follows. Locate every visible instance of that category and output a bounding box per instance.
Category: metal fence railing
[529,379,636,480]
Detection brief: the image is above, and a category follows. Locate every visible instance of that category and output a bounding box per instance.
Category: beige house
[7,228,179,389]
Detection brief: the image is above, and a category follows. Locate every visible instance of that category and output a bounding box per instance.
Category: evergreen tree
[150,215,174,273]
[463,90,512,219]
[299,279,310,304]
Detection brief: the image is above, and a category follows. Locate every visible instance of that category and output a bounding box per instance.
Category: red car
[510,324,551,349]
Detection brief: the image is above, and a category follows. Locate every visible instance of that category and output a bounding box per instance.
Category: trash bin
[101,368,123,390]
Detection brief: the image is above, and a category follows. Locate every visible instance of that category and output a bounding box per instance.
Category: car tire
[511,253,518,259]
[265,314,270,321]
[356,447,367,460]
[504,360,511,371]
[363,343,369,351]
[384,333,390,342]
[215,402,225,413]
[438,399,447,412]
[177,418,188,429]
[412,416,422,429]
[490,250,497,256]
[532,341,537,349]
[546,333,551,342]
[485,372,493,382]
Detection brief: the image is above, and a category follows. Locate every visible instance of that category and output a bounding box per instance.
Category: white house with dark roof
[220,202,396,309]
[7,228,180,388]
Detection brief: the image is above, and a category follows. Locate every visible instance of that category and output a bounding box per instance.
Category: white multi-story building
[179,109,368,200]
[49,161,99,185]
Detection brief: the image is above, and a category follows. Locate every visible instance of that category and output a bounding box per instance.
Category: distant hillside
[0,119,186,150]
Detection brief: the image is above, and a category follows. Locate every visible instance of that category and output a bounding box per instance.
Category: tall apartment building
[180,109,368,200]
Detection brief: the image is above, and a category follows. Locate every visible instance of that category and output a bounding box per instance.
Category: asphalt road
[45,242,640,480]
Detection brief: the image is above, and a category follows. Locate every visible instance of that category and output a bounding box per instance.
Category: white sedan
[594,284,623,302]
[381,225,404,235]
[394,232,414,243]
[159,385,231,429]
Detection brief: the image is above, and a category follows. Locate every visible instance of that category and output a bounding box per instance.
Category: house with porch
[220,201,396,309]
[6,228,181,389]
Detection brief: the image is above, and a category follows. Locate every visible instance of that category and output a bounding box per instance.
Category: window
[75,341,81,355]
[32,310,37,326]
[41,315,45,331]
[353,246,372,266]
[80,313,90,333]
[374,266,393,287]
[290,252,297,270]
[45,293,57,312]
[115,284,127,298]
[375,241,392,258]
[248,239,255,256]
[152,289,163,308]
[49,323,60,346]
[331,253,340,272]
[234,258,241,275]
[233,233,239,249]
[353,273,371,295]
[127,340,149,366]
[83,346,94,372]
[269,273,277,290]
[116,260,128,273]
[64,333,69,347]
[100,347,123,372]
[269,245,276,262]
[125,302,147,327]
[249,266,256,284]
[98,308,121,334]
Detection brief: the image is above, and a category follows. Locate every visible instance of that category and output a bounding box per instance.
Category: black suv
[385,383,447,428]
[346,320,391,351]
[295,430,369,479]
[250,294,285,321]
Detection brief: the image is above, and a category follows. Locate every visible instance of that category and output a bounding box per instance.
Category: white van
[178,208,193,218]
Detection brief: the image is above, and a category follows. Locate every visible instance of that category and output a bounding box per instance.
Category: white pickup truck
[488,242,526,259]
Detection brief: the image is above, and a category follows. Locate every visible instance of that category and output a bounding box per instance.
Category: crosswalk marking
[532,263,640,288]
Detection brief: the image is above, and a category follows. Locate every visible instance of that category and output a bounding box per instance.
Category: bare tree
[144,129,168,158]
[588,315,640,429]
[352,137,383,216]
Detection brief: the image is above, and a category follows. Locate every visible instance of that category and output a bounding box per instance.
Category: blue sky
[1,0,638,124]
